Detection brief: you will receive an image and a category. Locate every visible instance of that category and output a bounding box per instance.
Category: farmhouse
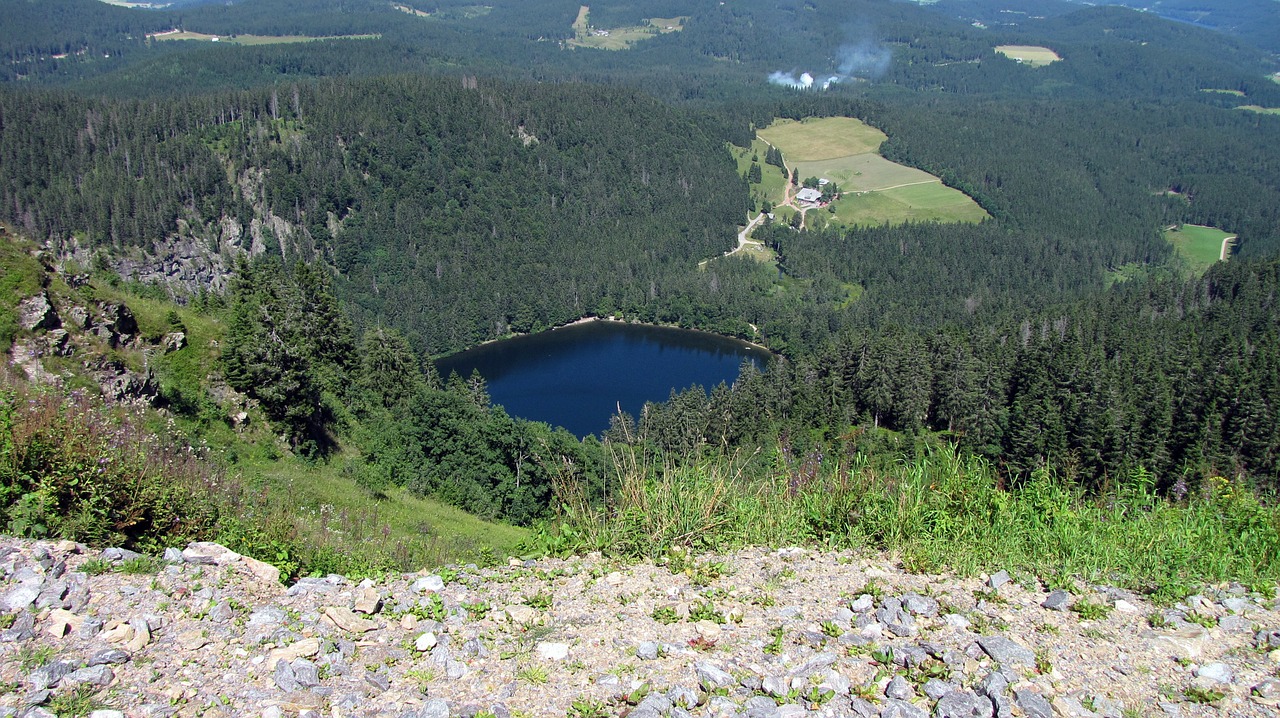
[795,187,823,206]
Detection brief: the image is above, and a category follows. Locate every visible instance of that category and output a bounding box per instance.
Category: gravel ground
[1,538,1278,718]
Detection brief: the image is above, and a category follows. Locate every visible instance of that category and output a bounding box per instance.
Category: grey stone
[763,675,790,698]
[819,670,850,697]
[976,636,1035,668]
[461,637,488,658]
[1256,628,1280,649]
[248,607,286,627]
[706,696,738,718]
[273,660,299,692]
[163,548,183,563]
[943,614,971,630]
[935,691,994,718]
[292,659,320,687]
[2,584,40,612]
[924,679,956,700]
[849,595,874,613]
[22,707,55,718]
[669,709,693,718]
[1091,696,1122,718]
[694,661,736,690]
[1157,702,1180,717]
[63,665,113,687]
[975,671,1008,699]
[1218,615,1250,632]
[445,659,467,679]
[796,652,838,676]
[412,575,445,593]
[885,675,915,700]
[990,694,1013,718]
[1222,597,1248,613]
[208,600,233,622]
[636,641,660,660]
[419,699,450,718]
[833,607,855,623]
[987,571,1011,592]
[88,712,127,718]
[1194,662,1233,684]
[27,661,76,691]
[1041,590,1071,611]
[0,611,36,642]
[881,699,929,718]
[1053,696,1098,718]
[18,293,59,331]
[87,649,130,666]
[1013,690,1054,718]
[637,694,671,716]
[1253,677,1280,699]
[667,686,701,708]
[903,594,940,617]
[890,644,929,668]
[776,705,806,718]
[101,547,142,562]
[848,697,878,718]
[363,671,389,692]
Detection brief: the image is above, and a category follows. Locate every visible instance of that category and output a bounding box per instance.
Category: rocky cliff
[1,538,1278,718]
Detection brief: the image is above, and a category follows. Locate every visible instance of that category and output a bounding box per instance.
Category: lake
[434,320,772,437]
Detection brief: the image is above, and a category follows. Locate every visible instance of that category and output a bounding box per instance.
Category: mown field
[833,181,989,226]
[994,45,1062,66]
[1165,223,1233,274]
[757,117,988,227]
[1237,105,1280,115]
[757,117,885,161]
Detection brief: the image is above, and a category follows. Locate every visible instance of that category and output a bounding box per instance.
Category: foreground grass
[541,445,1279,602]
[240,456,528,574]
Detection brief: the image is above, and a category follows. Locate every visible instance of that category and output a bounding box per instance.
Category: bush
[0,380,223,552]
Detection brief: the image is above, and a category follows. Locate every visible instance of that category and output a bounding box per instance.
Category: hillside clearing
[994,45,1062,66]
[1165,223,1233,274]
[756,117,988,227]
[568,5,686,50]
[1236,105,1280,115]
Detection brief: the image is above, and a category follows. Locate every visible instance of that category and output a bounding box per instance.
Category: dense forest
[2,0,1279,535]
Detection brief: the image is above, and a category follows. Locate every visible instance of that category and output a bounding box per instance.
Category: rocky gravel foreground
[2,538,1279,718]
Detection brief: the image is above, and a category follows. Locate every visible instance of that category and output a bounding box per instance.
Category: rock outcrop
[1,538,1278,717]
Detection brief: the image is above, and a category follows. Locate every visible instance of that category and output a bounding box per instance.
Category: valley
[0,4,1278,715]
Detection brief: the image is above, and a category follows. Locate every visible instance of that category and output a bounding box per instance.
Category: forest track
[1222,235,1237,261]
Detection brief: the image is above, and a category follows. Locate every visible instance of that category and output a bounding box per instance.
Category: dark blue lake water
[434,321,772,438]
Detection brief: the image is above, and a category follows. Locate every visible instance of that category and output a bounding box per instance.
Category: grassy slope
[730,139,790,212]
[0,231,527,572]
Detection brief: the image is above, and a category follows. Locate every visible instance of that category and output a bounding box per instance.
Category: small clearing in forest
[994,45,1061,66]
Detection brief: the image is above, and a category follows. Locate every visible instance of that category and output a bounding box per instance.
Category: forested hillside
[0,76,745,355]
[1,0,1278,582]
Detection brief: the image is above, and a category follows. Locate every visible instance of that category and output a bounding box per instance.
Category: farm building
[796,188,823,205]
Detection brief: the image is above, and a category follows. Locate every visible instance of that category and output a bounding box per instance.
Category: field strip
[865,179,941,193]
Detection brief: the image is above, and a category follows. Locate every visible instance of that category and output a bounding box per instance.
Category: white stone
[537,642,570,660]
[1113,600,1139,613]
[415,632,438,651]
